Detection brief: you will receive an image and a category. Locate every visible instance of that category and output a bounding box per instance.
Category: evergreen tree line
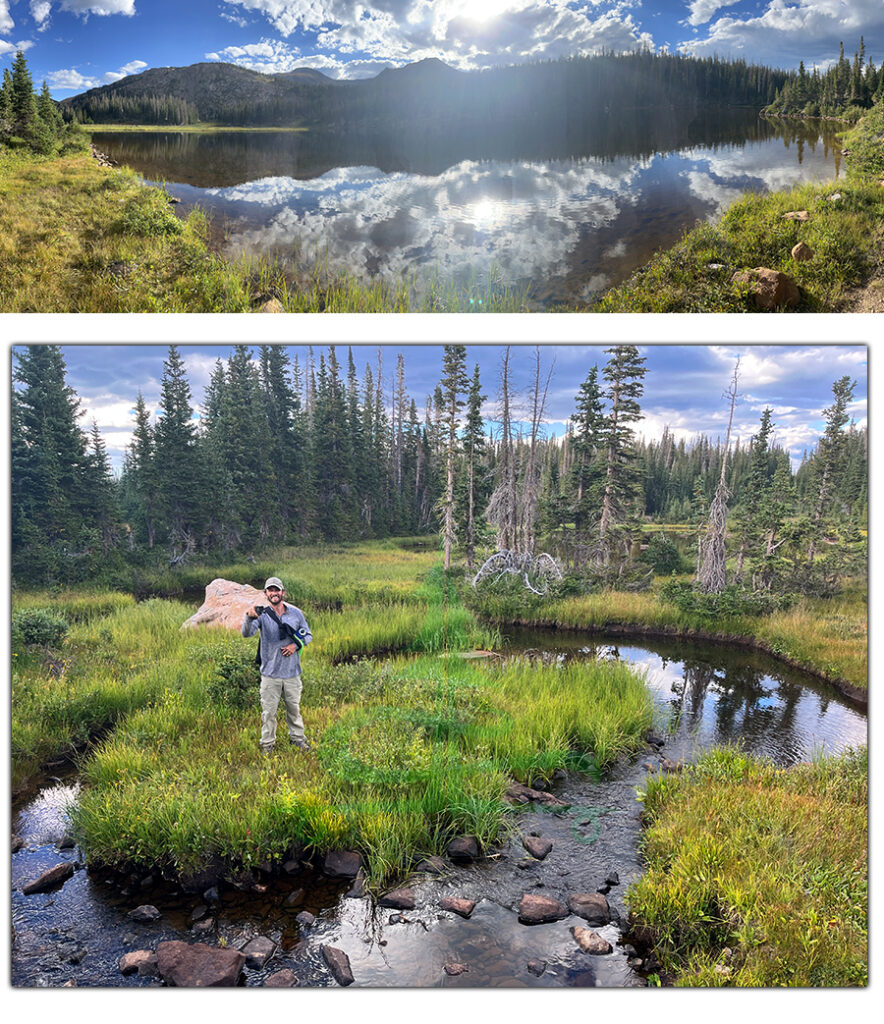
[765,38,884,120]
[0,50,73,154]
[65,49,789,128]
[11,345,866,597]
[71,91,199,126]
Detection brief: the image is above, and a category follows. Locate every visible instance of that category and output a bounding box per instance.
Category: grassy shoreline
[83,123,309,133]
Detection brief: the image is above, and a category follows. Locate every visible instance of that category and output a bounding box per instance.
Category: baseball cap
[264,577,284,590]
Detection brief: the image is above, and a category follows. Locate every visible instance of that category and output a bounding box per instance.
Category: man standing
[242,576,313,755]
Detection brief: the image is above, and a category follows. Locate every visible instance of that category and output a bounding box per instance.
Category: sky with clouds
[1,1,881,97]
[20,343,868,476]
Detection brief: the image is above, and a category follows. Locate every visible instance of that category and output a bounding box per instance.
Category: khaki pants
[259,674,305,750]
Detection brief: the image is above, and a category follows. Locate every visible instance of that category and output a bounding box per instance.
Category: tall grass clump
[629,746,867,986]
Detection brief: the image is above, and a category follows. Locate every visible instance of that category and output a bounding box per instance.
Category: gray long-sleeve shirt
[242,603,312,679]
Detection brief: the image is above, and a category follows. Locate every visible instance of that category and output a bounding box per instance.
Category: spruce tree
[569,364,605,565]
[9,50,37,141]
[440,345,468,569]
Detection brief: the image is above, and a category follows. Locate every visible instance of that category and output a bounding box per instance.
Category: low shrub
[659,579,790,620]
[11,608,69,649]
[207,648,260,710]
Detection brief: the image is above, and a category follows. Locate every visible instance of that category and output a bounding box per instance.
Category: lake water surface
[92,111,843,307]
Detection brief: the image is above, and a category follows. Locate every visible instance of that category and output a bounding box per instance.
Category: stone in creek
[265,969,298,987]
[605,871,620,887]
[346,869,366,898]
[119,950,159,977]
[414,855,447,874]
[323,849,363,878]
[439,897,476,918]
[12,834,25,853]
[191,919,214,937]
[446,835,480,862]
[128,904,162,922]
[284,888,305,907]
[505,782,567,806]
[378,887,415,910]
[190,903,209,922]
[444,963,469,976]
[568,893,611,926]
[21,862,75,895]
[523,835,554,860]
[203,887,220,905]
[526,960,547,977]
[56,834,76,850]
[517,893,568,924]
[572,926,613,955]
[242,936,276,969]
[661,758,683,773]
[282,860,300,874]
[321,946,355,986]
[156,940,246,987]
[295,911,316,928]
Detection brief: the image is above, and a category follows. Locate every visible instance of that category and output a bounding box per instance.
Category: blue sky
[24,343,868,475]
[1,1,882,98]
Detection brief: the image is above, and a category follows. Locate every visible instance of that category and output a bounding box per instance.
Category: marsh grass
[630,746,867,986]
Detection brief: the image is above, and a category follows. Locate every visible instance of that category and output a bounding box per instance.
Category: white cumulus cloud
[58,0,136,15]
[48,58,148,90]
[1,0,13,34]
[684,1,741,28]
[30,1,53,28]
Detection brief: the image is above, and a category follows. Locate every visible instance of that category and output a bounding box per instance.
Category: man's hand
[247,606,260,619]
[281,642,298,657]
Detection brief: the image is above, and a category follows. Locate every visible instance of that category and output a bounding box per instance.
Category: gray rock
[321,945,354,986]
[346,870,366,898]
[517,893,568,924]
[378,887,415,910]
[12,834,25,853]
[446,835,479,862]
[22,862,75,895]
[56,834,76,850]
[295,911,316,928]
[190,904,209,922]
[527,960,547,976]
[264,969,298,987]
[523,835,554,860]
[284,888,305,907]
[119,950,159,977]
[572,925,613,955]
[605,871,620,886]
[568,892,611,925]
[414,855,447,874]
[439,897,476,918]
[191,919,214,936]
[242,936,275,969]
[444,962,469,976]
[156,941,245,987]
[323,850,363,878]
[282,860,300,874]
[128,904,161,922]
[203,887,220,904]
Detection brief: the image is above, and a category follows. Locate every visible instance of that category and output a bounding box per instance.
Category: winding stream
[11,631,866,988]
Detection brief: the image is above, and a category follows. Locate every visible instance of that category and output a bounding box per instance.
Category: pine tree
[569,364,605,565]
[440,345,468,569]
[121,392,158,548]
[461,363,488,567]
[9,50,37,141]
[806,376,855,563]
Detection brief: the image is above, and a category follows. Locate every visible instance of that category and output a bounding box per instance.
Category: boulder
[21,862,75,895]
[295,911,316,928]
[346,869,367,898]
[323,850,363,878]
[782,210,811,221]
[264,969,298,987]
[446,835,479,862]
[439,897,476,918]
[180,579,265,632]
[242,936,276,969]
[523,835,553,860]
[119,950,159,977]
[259,299,285,313]
[517,893,568,924]
[378,887,415,910]
[572,926,613,955]
[128,904,161,922]
[155,940,245,987]
[568,892,611,925]
[791,241,814,261]
[731,267,800,310]
[321,945,354,986]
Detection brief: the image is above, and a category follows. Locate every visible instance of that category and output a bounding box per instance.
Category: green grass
[592,103,884,312]
[629,746,867,986]
[84,124,309,133]
[0,149,529,312]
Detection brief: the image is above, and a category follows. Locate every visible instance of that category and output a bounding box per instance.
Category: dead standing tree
[697,359,740,593]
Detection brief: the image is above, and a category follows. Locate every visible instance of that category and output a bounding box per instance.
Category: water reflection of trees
[92,113,840,190]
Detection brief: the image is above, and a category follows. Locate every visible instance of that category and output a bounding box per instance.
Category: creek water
[90,112,843,308]
[11,630,866,988]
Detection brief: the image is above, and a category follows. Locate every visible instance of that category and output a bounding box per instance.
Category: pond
[91,111,843,308]
[11,631,865,988]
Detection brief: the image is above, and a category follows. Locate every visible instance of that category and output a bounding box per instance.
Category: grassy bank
[629,746,867,986]
[12,543,652,885]
[0,147,526,312]
[591,102,884,312]
[83,124,308,133]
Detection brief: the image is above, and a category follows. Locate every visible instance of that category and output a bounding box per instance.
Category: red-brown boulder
[180,579,265,631]
[155,940,245,987]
